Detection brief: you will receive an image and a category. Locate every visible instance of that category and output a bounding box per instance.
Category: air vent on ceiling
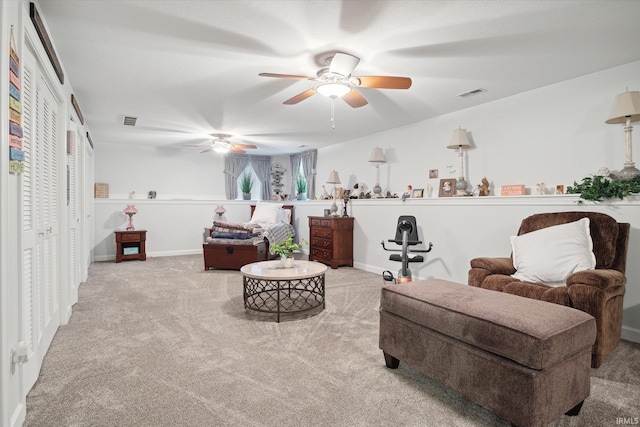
[457,88,487,98]
[122,116,138,126]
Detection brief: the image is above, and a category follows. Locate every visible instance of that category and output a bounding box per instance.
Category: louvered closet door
[20,46,62,391]
[67,123,80,306]
[82,132,94,281]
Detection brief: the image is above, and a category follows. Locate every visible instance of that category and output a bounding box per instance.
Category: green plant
[567,174,640,204]
[295,173,307,194]
[240,171,254,194]
[269,234,307,258]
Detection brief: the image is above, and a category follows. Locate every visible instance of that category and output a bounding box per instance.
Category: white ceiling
[37,0,640,155]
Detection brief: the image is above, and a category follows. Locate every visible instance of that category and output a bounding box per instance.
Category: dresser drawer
[120,232,143,242]
[311,218,332,227]
[311,227,332,239]
[311,236,332,249]
[310,248,332,262]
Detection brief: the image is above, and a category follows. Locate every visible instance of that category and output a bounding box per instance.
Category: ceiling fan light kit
[316,83,351,98]
[259,51,412,128]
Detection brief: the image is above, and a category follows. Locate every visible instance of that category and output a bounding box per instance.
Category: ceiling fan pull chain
[330,98,336,129]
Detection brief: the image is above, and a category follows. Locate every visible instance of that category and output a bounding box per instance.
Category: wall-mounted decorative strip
[29,3,64,84]
[71,94,84,125]
[86,131,94,149]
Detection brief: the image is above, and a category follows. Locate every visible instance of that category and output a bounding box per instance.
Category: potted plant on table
[240,171,254,200]
[296,173,307,200]
[270,234,306,268]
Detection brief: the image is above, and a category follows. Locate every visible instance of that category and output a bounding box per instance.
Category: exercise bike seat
[389,253,424,263]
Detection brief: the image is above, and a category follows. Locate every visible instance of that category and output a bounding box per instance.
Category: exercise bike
[381,216,433,283]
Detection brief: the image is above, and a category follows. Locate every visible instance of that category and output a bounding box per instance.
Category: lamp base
[330,202,339,216]
[614,165,640,180]
[455,178,469,197]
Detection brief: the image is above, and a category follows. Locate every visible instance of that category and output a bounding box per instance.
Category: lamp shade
[368,147,386,163]
[326,170,341,184]
[123,205,138,215]
[447,128,472,150]
[316,83,351,99]
[606,90,640,124]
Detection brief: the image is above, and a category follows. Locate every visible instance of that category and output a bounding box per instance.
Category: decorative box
[94,183,109,198]
[501,185,526,196]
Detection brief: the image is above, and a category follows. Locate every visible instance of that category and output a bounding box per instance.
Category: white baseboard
[94,249,201,262]
[622,325,640,344]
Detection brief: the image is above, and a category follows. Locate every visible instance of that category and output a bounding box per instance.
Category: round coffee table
[240,260,327,322]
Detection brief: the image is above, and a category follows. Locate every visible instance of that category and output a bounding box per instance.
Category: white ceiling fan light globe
[213,140,232,153]
[316,83,351,99]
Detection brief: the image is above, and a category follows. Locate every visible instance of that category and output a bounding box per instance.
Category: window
[295,163,307,199]
[236,164,262,200]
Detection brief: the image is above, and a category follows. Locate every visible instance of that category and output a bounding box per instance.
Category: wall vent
[457,88,487,98]
[122,116,138,126]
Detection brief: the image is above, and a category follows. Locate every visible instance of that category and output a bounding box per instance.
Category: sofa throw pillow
[511,217,596,285]
[250,201,283,224]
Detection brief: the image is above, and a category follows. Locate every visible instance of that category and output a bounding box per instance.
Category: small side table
[115,230,147,263]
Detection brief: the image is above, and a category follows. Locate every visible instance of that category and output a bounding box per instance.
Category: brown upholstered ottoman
[379,279,596,427]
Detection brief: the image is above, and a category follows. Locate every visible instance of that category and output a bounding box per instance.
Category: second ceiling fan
[259,52,412,108]
[185,133,257,154]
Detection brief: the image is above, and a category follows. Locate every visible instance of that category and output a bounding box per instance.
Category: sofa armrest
[566,269,627,290]
[469,257,516,275]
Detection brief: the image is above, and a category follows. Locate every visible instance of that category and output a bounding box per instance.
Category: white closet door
[83,136,94,276]
[67,123,80,307]
[20,45,62,391]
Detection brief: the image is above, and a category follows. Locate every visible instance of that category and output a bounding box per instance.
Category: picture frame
[412,188,424,198]
[439,179,456,197]
[429,169,438,179]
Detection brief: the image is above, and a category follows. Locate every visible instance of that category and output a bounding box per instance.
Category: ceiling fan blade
[233,143,257,149]
[183,144,207,147]
[230,147,246,154]
[329,52,360,77]
[342,89,368,108]
[352,76,412,89]
[259,73,313,80]
[283,88,316,105]
[200,147,215,153]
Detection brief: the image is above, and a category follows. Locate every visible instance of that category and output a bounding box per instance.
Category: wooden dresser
[308,216,354,269]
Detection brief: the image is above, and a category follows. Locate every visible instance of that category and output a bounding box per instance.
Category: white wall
[315,60,640,199]
[95,145,297,201]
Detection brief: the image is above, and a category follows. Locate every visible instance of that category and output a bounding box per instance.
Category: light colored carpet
[24,255,640,427]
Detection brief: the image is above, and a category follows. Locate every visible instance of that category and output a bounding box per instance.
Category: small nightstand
[115,230,147,262]
[308,216,354,269]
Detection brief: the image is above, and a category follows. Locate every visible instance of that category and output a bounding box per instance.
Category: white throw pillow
[511,218,596,285]
[279,208,291,224]
[250,201,283,224]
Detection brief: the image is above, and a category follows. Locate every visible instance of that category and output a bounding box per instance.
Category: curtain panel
[223,154,249,200]
[249,155,272,200]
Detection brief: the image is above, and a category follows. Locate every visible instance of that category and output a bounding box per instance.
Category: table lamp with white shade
[368,147,386,198]
[606,89,640,180]
[326,170,341,215]
[446,127,472,196]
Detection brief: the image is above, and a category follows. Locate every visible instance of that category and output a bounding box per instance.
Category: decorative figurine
[478,177,490,196]
[401,185,413,200]
[535,182,547,195]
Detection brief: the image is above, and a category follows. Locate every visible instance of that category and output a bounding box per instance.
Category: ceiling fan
[184,133,257,154]
[259,52,412,109]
